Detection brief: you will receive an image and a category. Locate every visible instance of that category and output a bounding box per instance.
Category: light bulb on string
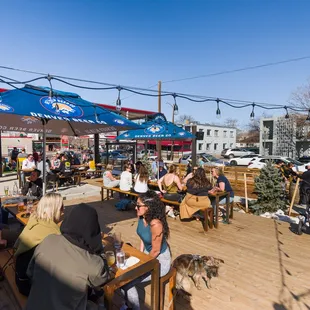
[216,98,221,119]
[116,86,122,112]
[173,94,179,115]
[250,103,255,121]
[284,106,289,119]
[306,110,310,121]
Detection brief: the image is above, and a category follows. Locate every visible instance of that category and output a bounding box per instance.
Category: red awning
[147,140,191,146]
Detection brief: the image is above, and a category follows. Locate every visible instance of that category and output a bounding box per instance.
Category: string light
[172,94,179,115]
[250,103,255,121]
[306,110,310,121]
[116,86,122,111]
[216,98,221,119]
[284,106,289,119]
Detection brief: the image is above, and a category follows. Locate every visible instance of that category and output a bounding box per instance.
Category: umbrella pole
[43,122,47,194]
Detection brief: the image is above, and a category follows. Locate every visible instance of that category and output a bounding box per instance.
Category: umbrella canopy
[116,113,194,140]
[0,85,141,135]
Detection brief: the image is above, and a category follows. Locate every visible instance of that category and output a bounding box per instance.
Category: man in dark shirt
[59,155,72,176]
[298,163,310,205]
[21,169,43,198]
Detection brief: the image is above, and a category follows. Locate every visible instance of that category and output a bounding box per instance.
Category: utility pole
[191,125,197,167]
[156,81,162,160]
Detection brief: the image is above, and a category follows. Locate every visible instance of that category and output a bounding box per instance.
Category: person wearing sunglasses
[121,190,171,310]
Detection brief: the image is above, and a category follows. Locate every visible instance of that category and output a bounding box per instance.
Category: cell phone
[21,213,30,218]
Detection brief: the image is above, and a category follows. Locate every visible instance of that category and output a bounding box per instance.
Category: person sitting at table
[121,190,171,310]
[14,193,63,296]
[209,166,234,212]
[180,167,212,221]
[133,165,149,194]
[103,164,120,188]
[25,203,111,310]
[120,163,133,191]
[21,154,36,184]
[158,162,167,179]
[134,161,143,177]
[158,164,183,202]
[182,166,198,185]
[58,154,73,186]
[21,169,43,198]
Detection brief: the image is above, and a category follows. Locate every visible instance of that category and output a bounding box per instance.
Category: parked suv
[221,148,254,159]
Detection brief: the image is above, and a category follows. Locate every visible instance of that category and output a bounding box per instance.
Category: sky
[1,0,310,129]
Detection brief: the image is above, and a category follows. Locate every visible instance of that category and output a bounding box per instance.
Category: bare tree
[224,118,239,128]
[290,79,310,109]
[175,114,196,124]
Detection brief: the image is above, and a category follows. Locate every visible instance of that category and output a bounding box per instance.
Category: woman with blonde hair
[14,193,64,296]
[103,164,120,188]
[133,165,149,193]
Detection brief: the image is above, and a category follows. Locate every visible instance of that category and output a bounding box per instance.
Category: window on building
[198,143,203,151]
[214,130,219,137]
[230,131,234,138]
[185,126,191,132]
[206,143,211,150]
[223,143,226,150]
[223,130,227,137]
[230,143,233,148]
[207,129,211,136]
[199,129,203,132]
[214,143,218,150]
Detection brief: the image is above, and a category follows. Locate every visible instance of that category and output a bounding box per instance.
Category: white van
[137,150,156,159]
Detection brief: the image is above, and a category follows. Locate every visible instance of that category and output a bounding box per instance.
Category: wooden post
[288,178,299,216]
[244,173,248,213]
[156,81,162,160]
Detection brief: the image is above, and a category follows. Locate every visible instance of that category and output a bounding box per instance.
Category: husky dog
[172,254,224,294]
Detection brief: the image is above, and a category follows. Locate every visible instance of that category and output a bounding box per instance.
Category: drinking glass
[4,186,9,196]
[116,250,125,268]
[113,232,122,251]
[105,251,116,267]
[18,201,25,212]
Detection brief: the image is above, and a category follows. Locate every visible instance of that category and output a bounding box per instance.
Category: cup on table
[116,249,126,268]
[18,201,25,212]
[106,251,116,267]
[113,232,122,251]
[4,186,9,196]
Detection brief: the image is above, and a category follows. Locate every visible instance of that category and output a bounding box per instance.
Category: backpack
[115,199,132,211]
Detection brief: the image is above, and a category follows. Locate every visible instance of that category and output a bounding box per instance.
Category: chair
[159,267,176,310]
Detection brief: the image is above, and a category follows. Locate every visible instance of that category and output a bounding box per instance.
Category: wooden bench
[101,186,214,232]
[0,249,27,309]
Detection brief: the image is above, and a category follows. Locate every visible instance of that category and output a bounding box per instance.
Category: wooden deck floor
[1,194,310,309]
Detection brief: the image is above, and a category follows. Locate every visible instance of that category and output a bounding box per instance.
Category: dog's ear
[213,258,225,265]
[205,256,215,266]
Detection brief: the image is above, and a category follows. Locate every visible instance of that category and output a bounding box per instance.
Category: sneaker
[167,209,176,218]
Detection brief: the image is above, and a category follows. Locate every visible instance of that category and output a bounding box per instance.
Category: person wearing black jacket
[298,163,310,205]
[21,169,43,198]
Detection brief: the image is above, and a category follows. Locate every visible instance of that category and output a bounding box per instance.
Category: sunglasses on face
[135,203,147,210]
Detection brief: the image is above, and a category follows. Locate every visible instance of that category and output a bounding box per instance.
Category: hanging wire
[116,86,122,111]
[284,106,289,119]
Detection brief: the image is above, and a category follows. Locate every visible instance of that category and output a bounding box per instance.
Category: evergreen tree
[250,160,287,214]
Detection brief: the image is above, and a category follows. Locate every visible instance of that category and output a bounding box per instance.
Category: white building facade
[184,124,237,155]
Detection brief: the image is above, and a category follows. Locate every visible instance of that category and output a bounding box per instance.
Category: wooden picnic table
[102,235,160,310]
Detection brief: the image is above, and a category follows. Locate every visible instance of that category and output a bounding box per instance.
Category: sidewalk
[0,176,101,201]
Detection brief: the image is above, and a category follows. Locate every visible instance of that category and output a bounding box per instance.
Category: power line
[162,55,310,84]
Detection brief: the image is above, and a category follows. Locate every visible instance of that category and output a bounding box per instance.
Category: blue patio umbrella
[0,85,141,192]
[116,113,194,140]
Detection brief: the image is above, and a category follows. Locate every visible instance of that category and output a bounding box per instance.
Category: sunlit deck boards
[1,195,309,309]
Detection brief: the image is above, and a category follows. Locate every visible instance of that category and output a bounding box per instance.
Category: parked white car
[221,148,254,159]
[248,156,307,172]
[229,154,262,166]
